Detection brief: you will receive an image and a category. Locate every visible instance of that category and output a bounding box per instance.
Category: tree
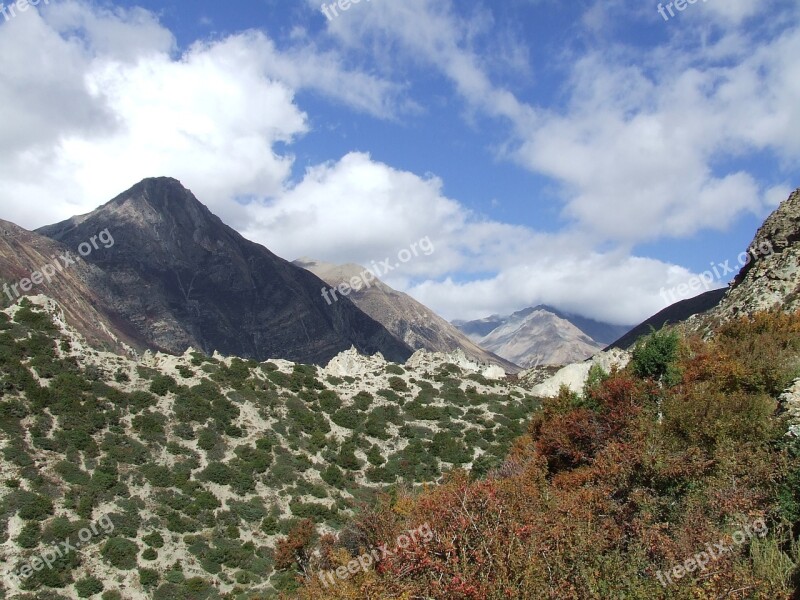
[274,519,315,575]
[631,328,681,385]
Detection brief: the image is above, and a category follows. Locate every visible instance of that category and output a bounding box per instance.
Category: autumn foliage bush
[287,311,800,599]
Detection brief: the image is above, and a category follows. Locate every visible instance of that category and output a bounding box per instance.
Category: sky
[0,0,798,326]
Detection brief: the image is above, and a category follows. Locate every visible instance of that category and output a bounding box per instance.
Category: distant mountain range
[454,306,632,367]
[11,177,413,365]
[294,258,519,372]
[12,174,757,370]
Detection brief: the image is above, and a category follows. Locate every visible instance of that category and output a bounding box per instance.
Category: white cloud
[316,0,800,244]
[0,1,409,229]
[242,151,696,325]
[1,0,797,328]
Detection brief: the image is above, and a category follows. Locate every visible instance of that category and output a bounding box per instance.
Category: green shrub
[352,391,373,410]
[101,537,139,569]
[376,388,403,404]
[336,443,361,470]
[388,376,408,392]
[261,515,280,535]
[142,547,158,560]
[55,460,91,486]
[127,390,157,413]
[367,445,385,466]
[16,521,41,548]
[142,531,164,548]
[150,374,178,396]
[631,328,681,385]
[229,497,266,522]
[197,428,218,452]
[318,389,342,414]
[14,304,57,331]
[321,465,346,488]
[430,432,472,464]
[470,453,501,478]
[176,365,194,378]
[331,407,361,430]
[139,568,160,587]
[16,490,54,521]
[75,576,104,597]
[132,411,167,443]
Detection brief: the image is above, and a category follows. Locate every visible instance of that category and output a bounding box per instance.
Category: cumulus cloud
[316,0,800,244]
[0,1,406,229]
[0,0,797,327]
[242,151,694,325]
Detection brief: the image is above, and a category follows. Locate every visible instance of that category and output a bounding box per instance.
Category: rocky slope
[701,188,800,323]
[0,219,140,356]
[523,347,631,397]
[456,306,630,367]
[35,177,412,365]
[294,259,519,373]
[0,296,540,599]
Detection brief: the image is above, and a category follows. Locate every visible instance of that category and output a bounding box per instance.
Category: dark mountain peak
[40,177,223,244]
[111,177,205,217]
[35,179,412,365]
[103,177,220,234]
[509,306,539,319]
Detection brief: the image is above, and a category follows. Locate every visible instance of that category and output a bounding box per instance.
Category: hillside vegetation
[0,298,540,599]
[290,312,800,599]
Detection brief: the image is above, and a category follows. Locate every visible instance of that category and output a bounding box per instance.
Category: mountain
[294,258,519,373]
[608,187,800,347]
[35,177,412,365]
[455,305,631,367]
[606,288,727,350]
[0,218,141,354]
[702,188,800,323]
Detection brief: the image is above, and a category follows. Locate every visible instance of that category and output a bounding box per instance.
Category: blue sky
[0,0,798,325]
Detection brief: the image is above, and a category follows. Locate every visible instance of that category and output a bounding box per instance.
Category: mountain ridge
[455,305,631,367]
[294,258,520,372]
[34,177,413,365]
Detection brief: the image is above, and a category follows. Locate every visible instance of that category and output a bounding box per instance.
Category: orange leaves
[292,311,798,599]
[275,518,316,572]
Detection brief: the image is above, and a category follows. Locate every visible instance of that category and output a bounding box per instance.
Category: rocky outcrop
[780,378,800,437]
[323,346,387,377]
[526,348,631,397]
[406,348,507,379]
[703,188,800,323]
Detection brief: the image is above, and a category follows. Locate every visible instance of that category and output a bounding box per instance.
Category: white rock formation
[323,346,387,377]
[780,378,800,437]
[406,348,506,380]
[529,348,631,397]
